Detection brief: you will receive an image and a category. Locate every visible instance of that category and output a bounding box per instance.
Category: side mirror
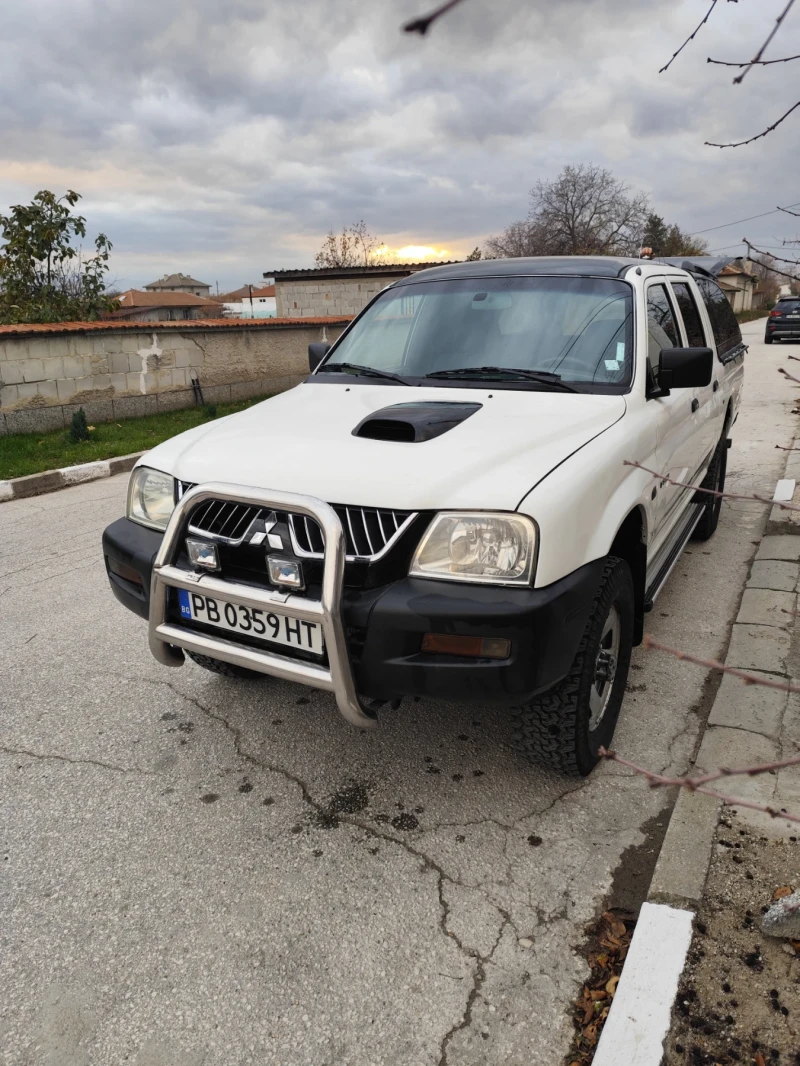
[308,342,331,372]
[658,347,713,392]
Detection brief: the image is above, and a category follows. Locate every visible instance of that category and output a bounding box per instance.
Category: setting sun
[373,244,452,262]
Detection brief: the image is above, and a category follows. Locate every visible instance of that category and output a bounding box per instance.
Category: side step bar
[644,503,704,611]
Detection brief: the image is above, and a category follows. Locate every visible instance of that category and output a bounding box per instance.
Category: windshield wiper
[321,361,408,384]
[425,366,578,392]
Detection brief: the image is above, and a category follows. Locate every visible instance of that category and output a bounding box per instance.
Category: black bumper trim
[103,516,603,706]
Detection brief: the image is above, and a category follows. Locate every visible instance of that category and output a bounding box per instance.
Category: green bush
[69,407,89,442]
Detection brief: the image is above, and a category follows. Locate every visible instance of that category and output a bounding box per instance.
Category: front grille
[179,484,414,561]
[290,506,413,560]
[187,499,261,544]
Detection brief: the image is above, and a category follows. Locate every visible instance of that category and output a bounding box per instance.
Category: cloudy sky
[2,0,799,292]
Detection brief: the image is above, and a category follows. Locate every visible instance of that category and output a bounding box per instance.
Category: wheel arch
[608,506,648,645]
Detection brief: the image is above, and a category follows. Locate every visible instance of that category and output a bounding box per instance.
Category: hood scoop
[353,401,482,443]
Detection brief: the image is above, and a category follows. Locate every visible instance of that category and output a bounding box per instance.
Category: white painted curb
[61,459,111,485]
[592,902,694,1066]
[0,451,145,502]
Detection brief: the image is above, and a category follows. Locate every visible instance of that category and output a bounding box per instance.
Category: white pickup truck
[103,256,744,776]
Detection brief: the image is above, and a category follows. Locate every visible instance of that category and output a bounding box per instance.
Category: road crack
[0,745,155,776]
[142,674,524,1054]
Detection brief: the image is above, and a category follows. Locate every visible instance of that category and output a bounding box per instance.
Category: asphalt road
[1,319,796,1066]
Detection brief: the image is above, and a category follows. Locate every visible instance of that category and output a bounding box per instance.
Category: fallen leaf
[755,1052,766,1066]
[87,425,95,431]
[589,990,608,1001]
[606,975,620,996]
[773,885,794,900]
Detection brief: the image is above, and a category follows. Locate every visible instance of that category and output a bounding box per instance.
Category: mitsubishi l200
[103,257,744,775]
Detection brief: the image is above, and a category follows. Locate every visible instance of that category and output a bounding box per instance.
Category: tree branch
[642,635,800,696]
[705,100,800,147]
[708,53,800,68]
[403,0,467,35]
[660,0,721,74]
[603,635,800,823]
[732,0,796,84]
[743,240,800,278]
[599,747,800,825]
[623,460,800,514]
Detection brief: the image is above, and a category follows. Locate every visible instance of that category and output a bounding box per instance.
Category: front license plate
[178,589,324,654]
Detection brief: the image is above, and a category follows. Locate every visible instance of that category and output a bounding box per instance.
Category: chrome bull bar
[148,482,376,729]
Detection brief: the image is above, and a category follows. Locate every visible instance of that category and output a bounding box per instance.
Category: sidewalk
[661,525,800,1064]
[597,443,800,1064]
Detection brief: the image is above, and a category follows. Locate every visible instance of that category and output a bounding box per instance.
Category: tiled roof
[117,289,221,308]
[144,273,211,289]
[266,262,462,282]
[0,316,353,338]
[218,284,276,301]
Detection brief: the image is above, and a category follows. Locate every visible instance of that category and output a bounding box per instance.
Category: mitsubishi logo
[248,512,283,550]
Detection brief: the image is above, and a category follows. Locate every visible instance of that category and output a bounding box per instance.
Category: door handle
[712,380,719,392]
[691,398,700,413]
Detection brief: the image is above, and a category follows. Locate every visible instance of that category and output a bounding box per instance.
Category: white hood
[143,383,626,511]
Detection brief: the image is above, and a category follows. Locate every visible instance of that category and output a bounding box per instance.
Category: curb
[0,451,144,503]
[593,903,694,1066]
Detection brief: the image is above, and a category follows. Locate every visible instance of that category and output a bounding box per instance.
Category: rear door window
[696,277,743,359]
[670,281,707,348]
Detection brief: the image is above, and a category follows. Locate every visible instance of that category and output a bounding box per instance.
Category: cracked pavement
[1,322,795,1066]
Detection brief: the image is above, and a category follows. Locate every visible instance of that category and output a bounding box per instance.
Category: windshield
[322,276,634,390]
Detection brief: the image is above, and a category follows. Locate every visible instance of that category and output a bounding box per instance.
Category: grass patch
[0,394,272,480]
[735,309,769,324]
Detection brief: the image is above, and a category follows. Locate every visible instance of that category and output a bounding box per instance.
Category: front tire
[511,557,634,777]
[185,650,268,680]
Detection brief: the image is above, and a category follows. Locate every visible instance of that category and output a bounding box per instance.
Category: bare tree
[315,220,381,268]
[486,165,649,259]
[749,251,783,305]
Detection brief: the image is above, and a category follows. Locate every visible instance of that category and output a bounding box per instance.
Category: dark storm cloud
[1,0,798,288]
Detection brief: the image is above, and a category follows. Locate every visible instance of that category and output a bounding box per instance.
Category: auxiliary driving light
[267,556,304,590]
[186,538,220,571]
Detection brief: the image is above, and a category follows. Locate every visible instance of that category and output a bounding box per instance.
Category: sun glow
[373,244,452,263]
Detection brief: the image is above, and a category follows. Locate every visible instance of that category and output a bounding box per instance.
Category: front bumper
[103,494,603,717]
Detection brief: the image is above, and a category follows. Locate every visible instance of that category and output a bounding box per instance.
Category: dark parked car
[765,297,800,343]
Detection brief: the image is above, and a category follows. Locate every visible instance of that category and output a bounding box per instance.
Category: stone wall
[275,274,410,318]
[0,318,349,435]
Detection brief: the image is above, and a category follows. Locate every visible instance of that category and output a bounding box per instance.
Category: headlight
[127,466,176,531]
[410,512,537,586]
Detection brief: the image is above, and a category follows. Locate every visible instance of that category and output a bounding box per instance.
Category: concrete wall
[276,274,410,318]
[0,319,348,435]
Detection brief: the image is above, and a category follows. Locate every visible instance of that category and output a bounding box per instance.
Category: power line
[709,241,798,253]
[690,201,800,235]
